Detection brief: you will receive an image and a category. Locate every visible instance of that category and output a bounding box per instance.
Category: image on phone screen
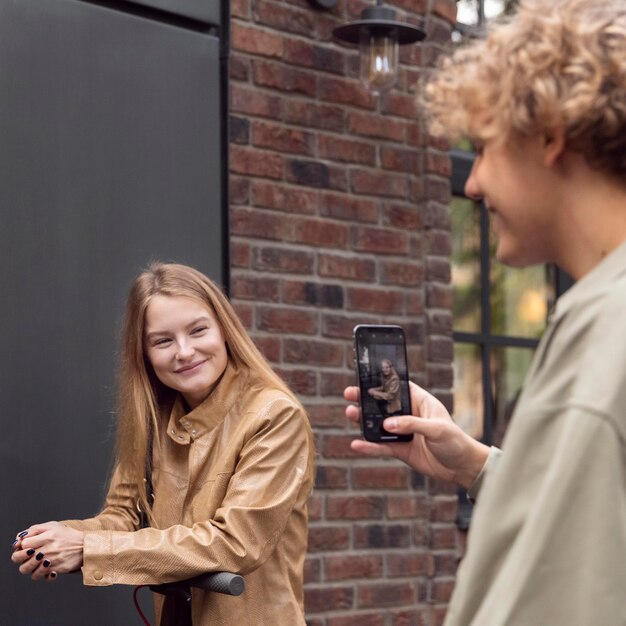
[354,325,413,442]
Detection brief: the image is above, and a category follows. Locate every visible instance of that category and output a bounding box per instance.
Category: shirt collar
[165,362,244,445]
[551,238,626,323]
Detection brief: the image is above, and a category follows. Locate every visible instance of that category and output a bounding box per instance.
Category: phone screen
[353,325,413,442]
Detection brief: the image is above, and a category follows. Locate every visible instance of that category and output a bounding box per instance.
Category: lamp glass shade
[359,30,399,94]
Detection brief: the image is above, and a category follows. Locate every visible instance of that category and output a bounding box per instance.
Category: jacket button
[94,570,103,581]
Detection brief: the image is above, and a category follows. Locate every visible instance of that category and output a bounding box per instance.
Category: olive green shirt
[446,240,626,626]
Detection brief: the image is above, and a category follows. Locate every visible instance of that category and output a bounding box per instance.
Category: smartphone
[353,324,413,442]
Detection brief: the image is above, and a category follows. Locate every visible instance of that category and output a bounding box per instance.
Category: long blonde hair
[114,262,303,524]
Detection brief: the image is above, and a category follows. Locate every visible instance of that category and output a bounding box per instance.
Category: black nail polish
[36,552,44,561]
[43,560,50,567]
[11,539,18,546]
[51,572,57,579]
[18,531,28,538]
[26,549,35,556]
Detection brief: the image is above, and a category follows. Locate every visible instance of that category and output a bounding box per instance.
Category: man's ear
[543,127,566,167]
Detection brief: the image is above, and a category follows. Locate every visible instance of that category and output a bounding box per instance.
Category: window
[451,150,573,527]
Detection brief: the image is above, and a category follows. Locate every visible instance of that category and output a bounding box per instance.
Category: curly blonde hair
[424,0,626,179]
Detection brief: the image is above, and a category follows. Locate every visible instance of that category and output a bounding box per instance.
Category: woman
[367,359,402,416]
[11,262,315,625]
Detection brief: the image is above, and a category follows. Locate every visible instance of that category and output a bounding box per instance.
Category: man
[345,0,626,623]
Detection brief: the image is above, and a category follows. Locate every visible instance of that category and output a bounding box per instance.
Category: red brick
[326,495,385,520]
[305,585,354,612]
[230,176,250,206]
[257,305,317,333]
[380,146,422,174]
[380,261,424,287]
[425,151,452,176]
[231,23,283,58]
[354,523,412,549]
[349,112,406,141]
[284,338,344,367]
[252,335,280,363]
[293,218,349,248]
[251,120,316,155]
[430,526,457,550]
[325,554,384,580]
[352,466,410,490]
[283,38,315,68]
[319,76,376,110]
[253,1,314,35]
[427,337,453,363]
[319,254,377,282]
[282,280,344,308]
[426,230,452,256]
[383,204,423,230]
[320,371,355,397]
[387,552,430,577]
[320,193,378,223]
[433,0,457,23]
[230,145,283,179]
[252,246,315,274]
[351,170,410,200]
[427,310,453,335]
[430,578,455,603]
[252,180,318,215]
[231,207,292,240]
[352,227,410,255]
[319,134,376,165]
[346,287,405,315]
[230,274,280,301]
[230,0,249,19]
[304,556,321,584]
[232,302,253,329]
[426,177,452,205]
[387,494,429,519]
[230,240,250,268]
[230,55,249,81]
[230,84,282,119]
[426,257,451,282]
[322,313,379,341]
[327,613,385,626]
[315,463,350,489]
[284,100,345,132]
[358,581,415,608]
[382,92,419,119]
[253,60,317,96]
[305,404,348,430]
[323,434,361,459]
[426,284,453,309]
[308,525,351,552]
[274,367,318,395]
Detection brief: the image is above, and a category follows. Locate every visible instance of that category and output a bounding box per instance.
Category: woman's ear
[543,126,566,167]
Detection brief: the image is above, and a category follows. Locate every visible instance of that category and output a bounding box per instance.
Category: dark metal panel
[0,0,226,623]
[127,0,222,26]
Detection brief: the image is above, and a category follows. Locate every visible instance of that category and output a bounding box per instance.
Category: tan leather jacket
[64,364,315,625]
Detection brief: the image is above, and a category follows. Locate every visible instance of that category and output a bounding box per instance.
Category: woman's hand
[345,382,489,489]
[11,522,84,581]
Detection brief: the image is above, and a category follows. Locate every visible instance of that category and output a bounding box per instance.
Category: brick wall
[229,0,458,623]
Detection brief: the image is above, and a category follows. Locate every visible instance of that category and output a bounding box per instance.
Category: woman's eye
[191,326,208,335]
[153,338,172,347]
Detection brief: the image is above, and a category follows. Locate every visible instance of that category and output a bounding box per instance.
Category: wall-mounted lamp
[332,0,425,94]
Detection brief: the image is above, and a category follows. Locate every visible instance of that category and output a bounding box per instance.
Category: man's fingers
[350,439,395,457]
[383,415,446,439]
[345,404,361,424]
[343,386,360,402]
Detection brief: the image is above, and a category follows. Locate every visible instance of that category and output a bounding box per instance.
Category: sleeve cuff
[467,446,502,504]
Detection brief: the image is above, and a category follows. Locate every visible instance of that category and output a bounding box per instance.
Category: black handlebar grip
[187,572,245,596]
[150,571,245,599]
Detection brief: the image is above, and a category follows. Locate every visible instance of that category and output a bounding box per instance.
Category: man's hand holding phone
[344,382,490,490]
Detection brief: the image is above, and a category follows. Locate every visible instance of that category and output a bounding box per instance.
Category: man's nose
[464,164,483,201]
